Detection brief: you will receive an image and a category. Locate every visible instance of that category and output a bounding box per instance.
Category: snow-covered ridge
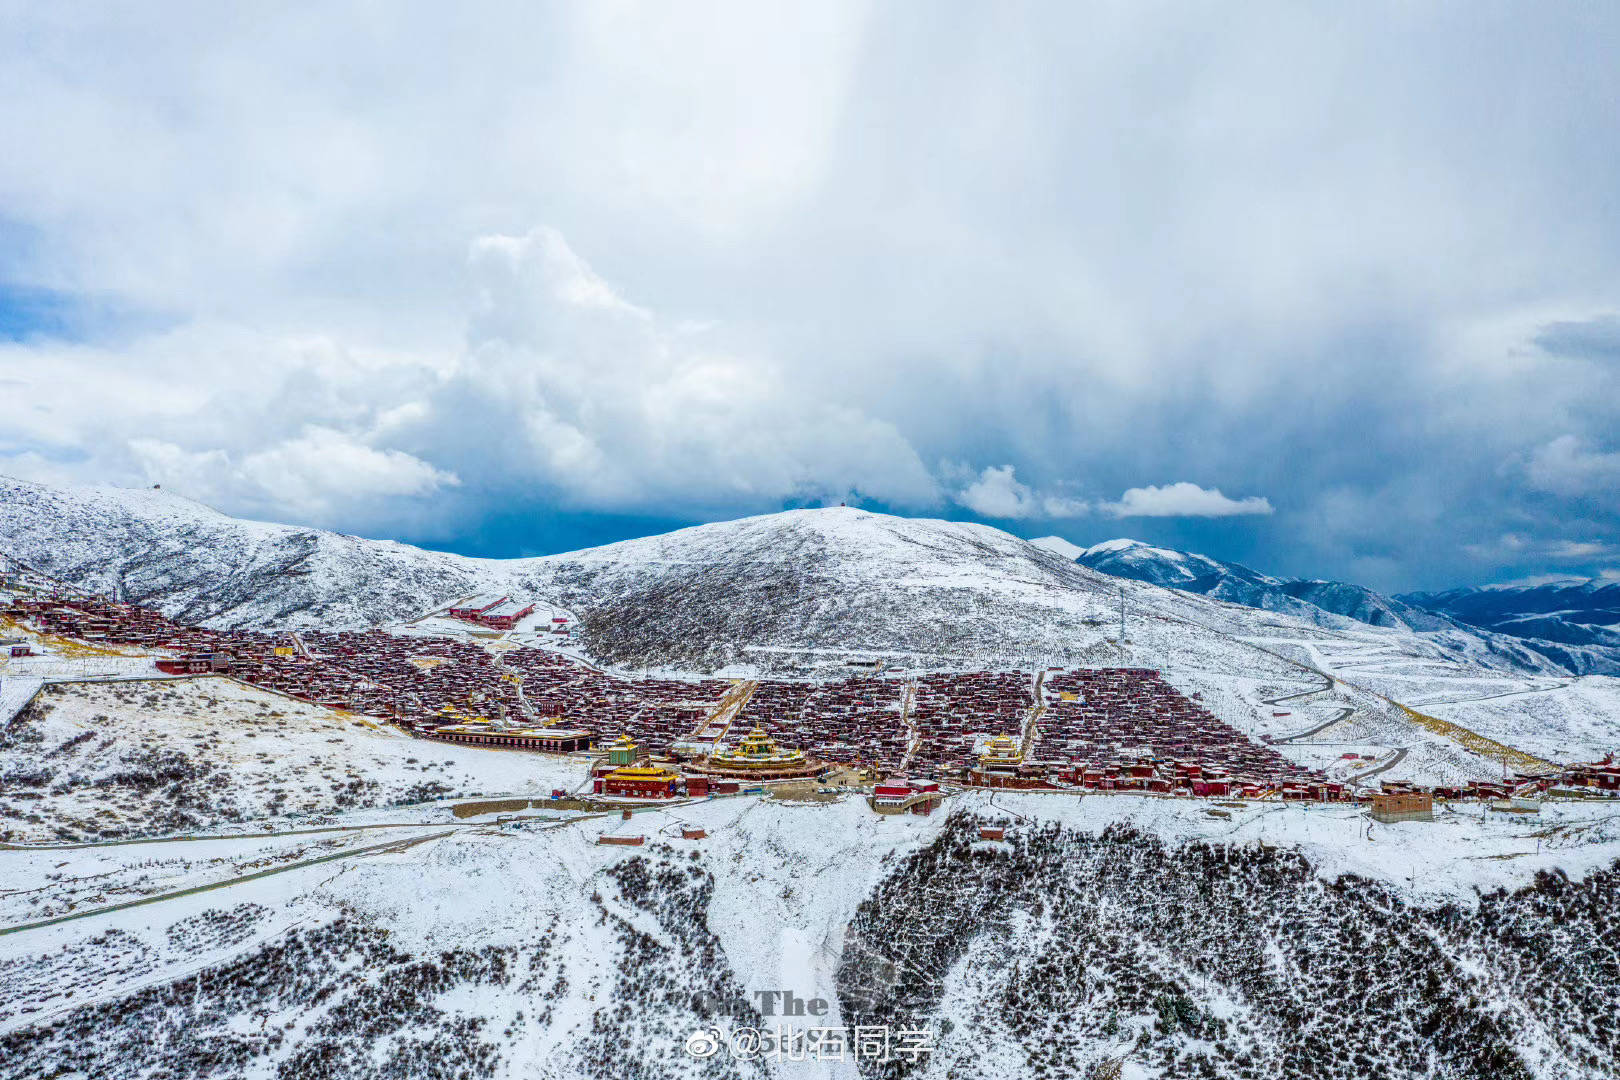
[1040,529,1620,676]
[0,474,1598,688]
[1404,579,1620,654]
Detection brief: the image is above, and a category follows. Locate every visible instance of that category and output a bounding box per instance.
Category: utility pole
[1118,587,1126,643]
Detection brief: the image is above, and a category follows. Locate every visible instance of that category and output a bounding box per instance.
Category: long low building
[448,594,508,619]
[479,599,537,630]
[445,595,538,630]
[420,721,596,754]
[597,764,682,799]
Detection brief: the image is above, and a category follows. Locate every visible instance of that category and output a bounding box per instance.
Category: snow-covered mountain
[0,476,511,628]
[1035,535,1620,676]
[1043,536,1449,630]
[3,474,1586,683]
[1403,579,1620,650]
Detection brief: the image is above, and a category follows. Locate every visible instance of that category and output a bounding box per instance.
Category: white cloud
[952,465,1087,520]
[955,466,1032,518]
[447,226,940,512]
[1548,540,1613,559]
[1490,571,1611,588]
[1100,482,1273,518]
[1526,435,1620,499]
[128,429,459,516]
[0,226,942,529]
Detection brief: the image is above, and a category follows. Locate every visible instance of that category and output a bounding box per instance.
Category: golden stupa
[710,727,807,771]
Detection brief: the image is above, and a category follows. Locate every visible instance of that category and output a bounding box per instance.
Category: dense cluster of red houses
[7,586,1616,808]
[5,594,720,742]
[732,677,910,770]
[1035,669,1319,797]
[1557,758,1620,792]
[717,669,1325,796]
[500,648,723,754]
[909,672,1033,779]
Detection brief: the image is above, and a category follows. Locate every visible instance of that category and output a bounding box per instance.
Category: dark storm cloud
[1535,316,1620,363]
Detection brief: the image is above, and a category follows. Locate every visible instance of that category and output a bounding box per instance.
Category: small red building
[873,779,915,806]
[875,777,942,812]
[1563,758,1620,792]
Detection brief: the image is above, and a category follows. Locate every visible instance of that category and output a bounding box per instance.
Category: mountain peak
[1029,535,1088,561]
[1083,537,1155,557]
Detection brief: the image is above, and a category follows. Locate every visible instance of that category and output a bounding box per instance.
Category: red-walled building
[478,600,536,630]
[595,764,681,799]
[449,595,506,619]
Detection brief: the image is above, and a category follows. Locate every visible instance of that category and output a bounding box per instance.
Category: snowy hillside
[5,786,1620,1080]
[11,474,1620,780]
[0,677,578,843]
[0,476,513,628]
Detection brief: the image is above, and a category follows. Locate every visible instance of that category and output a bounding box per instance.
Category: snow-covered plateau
[3,475,1620,1079]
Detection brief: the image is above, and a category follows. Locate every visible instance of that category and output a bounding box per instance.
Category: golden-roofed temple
[965,733,1046,789]
[598,762,681,799]
[978,735,1024,772]
[693,726,826,780]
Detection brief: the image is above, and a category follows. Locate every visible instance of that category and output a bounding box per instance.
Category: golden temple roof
[605,764,680,782]
[979,734,1024,766]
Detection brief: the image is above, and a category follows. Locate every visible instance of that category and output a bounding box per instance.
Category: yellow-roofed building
[978,735,1024,773]
[693,726,826,780]
[605,734,640,766]
[599,763,681,799]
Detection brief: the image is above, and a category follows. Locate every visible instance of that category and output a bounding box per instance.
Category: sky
[2,3,1618,593]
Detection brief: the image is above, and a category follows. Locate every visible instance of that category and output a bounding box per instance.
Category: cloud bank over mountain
[2,4,1620,590]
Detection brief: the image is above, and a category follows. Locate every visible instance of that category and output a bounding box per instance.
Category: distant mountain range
[1033,536,1620,675]
[1400,580,1620,650]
